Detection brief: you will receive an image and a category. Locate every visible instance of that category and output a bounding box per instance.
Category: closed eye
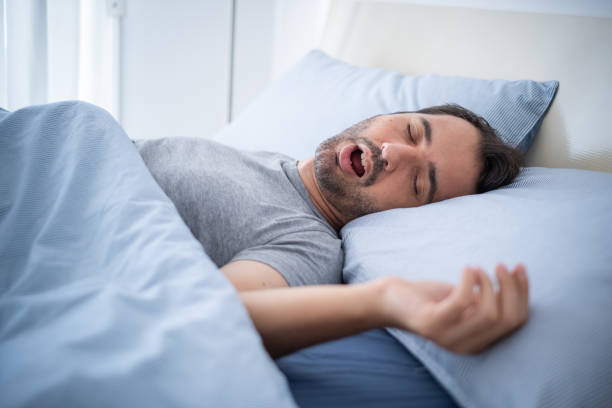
[407,123,416,144]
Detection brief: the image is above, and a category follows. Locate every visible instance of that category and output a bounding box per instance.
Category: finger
[467,267,498,325]
[453,264,522,353]
[433,267,477,326]
[478,267,497,315]
[512,264,529,320]
[514,264,528,301]
[503,264,524,329]
[442,268,499,350]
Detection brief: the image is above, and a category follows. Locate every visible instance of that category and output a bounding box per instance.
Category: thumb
[434,267,477,325]
[417,281,455,301]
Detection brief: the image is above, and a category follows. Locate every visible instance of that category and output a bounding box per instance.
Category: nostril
[384,159,389,168]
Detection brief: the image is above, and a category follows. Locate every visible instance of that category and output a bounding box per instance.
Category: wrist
[372,276,420,330]
[367,277,402,328]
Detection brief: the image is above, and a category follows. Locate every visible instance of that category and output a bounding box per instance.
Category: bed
[218,2,612,407]
[1,1,611,407]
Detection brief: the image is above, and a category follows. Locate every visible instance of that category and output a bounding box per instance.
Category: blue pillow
[341,167,612,408]
[0,102,296,407]
[214,50,557,157]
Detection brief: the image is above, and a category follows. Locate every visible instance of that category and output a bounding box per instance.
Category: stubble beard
[314,134,384,222]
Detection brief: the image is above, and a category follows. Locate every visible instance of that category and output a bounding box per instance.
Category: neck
[297,158,346,231]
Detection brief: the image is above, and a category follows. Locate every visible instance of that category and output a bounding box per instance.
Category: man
[136,104,528,359]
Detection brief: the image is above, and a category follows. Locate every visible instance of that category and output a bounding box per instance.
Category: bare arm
[221,260,289,291]
[238,280,388,358]
[222,261,529,359]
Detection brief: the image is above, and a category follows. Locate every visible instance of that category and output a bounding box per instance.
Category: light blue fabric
[0,102,297,407]
[214,50,557,157]
[341,167,612,408]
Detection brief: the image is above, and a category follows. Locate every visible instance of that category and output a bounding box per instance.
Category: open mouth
[339,144,368,178]
[350,148,366,177]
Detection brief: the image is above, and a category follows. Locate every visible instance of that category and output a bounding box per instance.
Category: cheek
[368,181,411,210]
[436,171,478,201]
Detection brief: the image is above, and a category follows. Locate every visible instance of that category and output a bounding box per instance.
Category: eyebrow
[416,116,436,203]
[420,117,432,145]
[427,162,437,204]
[421,116,438,204]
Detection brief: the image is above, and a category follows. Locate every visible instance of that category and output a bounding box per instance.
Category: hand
[379,264,529,354]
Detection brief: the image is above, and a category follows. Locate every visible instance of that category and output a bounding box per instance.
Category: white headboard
[320,1,612,173]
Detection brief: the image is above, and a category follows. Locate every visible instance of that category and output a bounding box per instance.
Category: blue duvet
[0,102,296,407]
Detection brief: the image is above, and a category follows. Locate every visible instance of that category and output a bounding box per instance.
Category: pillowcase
[214,50,557,157]
[0,102,296,407]
[341,167,612,408]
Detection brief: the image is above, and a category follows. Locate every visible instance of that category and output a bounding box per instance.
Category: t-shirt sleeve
[230,230,344,287]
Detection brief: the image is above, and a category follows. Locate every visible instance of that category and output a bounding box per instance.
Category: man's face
[314,112,481,221]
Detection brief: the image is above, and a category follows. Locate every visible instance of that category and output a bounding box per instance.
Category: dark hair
[415,104,523,193]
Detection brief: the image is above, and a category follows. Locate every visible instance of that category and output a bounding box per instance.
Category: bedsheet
[0,102,296,407]
[277,328,459,407]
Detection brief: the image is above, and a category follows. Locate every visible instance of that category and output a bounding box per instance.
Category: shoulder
[275,229,345,283]
[232,229,344,287]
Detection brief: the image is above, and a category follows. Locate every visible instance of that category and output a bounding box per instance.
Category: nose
[381,142,423,172]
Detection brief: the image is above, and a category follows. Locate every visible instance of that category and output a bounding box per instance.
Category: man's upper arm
[221,260,289,291]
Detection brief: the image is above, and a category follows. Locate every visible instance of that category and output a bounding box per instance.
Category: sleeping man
[135,104,529,359]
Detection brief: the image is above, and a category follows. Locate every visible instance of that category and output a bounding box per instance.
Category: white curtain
[1,0,121,120]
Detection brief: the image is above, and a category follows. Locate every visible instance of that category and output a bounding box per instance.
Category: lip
[338,144,371,179]
[338,145,358,178]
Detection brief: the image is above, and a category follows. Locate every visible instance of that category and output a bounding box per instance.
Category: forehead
[375,112,477,135]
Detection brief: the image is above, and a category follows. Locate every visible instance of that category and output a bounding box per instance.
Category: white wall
[120,0,231,140]
[117,0,612,140]
[231,0,331,118]
[270,0,329,80]
[118,0,330,137]
[231,0,275,119]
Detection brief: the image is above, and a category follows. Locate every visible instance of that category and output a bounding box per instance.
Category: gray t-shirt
[134,137,343,286]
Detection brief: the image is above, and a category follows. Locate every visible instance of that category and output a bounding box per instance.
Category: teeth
[361,152,366,172]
